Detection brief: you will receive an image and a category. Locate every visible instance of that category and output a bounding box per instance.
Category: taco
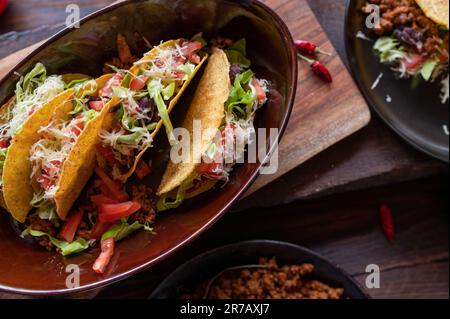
[415,0,449,29]
[0,63,87,210]
[156,39,270,211]
[97,38,208,183]
[2,74,119,223]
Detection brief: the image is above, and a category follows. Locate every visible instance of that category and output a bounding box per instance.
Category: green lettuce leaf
[420,59,438,81]
[373,37,407,64]
[148,81,176,145]
[226,38,251,68]
[156,181,190,212]
[101,219,153,242]
[23,229,90,257]
[225,70,256,118]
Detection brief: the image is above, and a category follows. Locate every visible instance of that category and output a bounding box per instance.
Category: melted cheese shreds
[29,119,79,200]
[0,76,65,140]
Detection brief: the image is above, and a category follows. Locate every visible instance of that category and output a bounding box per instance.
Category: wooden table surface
[0,0,448,299]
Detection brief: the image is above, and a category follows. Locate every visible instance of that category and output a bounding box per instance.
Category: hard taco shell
[157,48,230,196]
[415,0,449,29]
[3,74,118,222]
[101,40,208,183]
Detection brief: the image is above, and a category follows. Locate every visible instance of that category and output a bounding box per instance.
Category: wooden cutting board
[0,0,370,197]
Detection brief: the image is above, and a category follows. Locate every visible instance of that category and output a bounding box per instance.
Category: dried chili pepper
[297,53,333,83]
[379,204,395,243]
[294,40,332,56]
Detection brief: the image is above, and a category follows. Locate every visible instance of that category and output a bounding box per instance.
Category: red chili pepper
[298,53,333,83]
[294,40,332,56]
[379,204,395,243]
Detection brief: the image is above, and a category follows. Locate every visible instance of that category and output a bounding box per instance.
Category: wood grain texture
[244,0,371,194]
[93,176,448,299]
[0,0,371,198]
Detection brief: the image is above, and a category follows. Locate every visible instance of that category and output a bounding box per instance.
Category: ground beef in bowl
[181,257,345,299]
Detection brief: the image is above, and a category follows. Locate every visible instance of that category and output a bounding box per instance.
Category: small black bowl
[149,240,369,299]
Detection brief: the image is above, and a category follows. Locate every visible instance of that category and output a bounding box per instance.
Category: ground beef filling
[362,0,449,59]
[181,257,345,300]
[24,183,156,252]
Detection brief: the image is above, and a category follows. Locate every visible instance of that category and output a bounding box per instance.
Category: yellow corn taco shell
[2,89,75,222]
[101,40,208,183]
[54,74,120,220]
[415,0,449,29]
[3,74,118,222]
[0,73,90,213]
[157,48,230,197]
[0,97,15,210]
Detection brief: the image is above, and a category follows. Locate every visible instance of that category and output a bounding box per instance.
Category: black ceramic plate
[149,240,369,299]
[345,0,449,162]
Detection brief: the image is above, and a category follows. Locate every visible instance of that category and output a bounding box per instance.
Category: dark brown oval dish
[345,0,449,162]
[149,240,369,299]
[0,0,297,295]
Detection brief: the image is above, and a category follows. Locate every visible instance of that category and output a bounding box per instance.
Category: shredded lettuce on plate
[156,181,190,212]
[373,37,407,64]
[21,228,91,257]
[101,218,153,242]
[148,80,177,145]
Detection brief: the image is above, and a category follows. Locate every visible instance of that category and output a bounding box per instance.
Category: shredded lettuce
[101,219,153,242]
[37,204,57,221]
[177,64,196,81]
[156,181,190,212]
[373,37,407,64]
[22,228,90,256]
[0,64,65,140]
[420,59,439,81]
[65,78,90,89]
[148,81,176,145]
[225,70,257,119]
[117,128,148,145]
[226,38,251,68]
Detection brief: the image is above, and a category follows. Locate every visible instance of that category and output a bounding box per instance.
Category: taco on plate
[97,38,208,183]
[2,74,119,223]
[156,39,270,211]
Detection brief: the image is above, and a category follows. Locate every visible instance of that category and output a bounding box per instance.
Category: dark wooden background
[0,0,448,299]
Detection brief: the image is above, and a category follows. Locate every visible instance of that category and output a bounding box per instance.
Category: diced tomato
[95,167,129,202]
[129,75,149,91]
[0,138,10,149]
[93,238,115,274]
[100,73,124,98]
[91,220,113,240]
[183,41,203,64]
[99,201,141,223]
[89,100,104,111]
[42,160,61,176]
[252,78,266,102]
[97,146,117,166]
[37,175,53,191]
[91,194,119,206]
[59,210,84,243]
[69,116,84,142]
[405,54,424,71]
[135,159,151,180]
